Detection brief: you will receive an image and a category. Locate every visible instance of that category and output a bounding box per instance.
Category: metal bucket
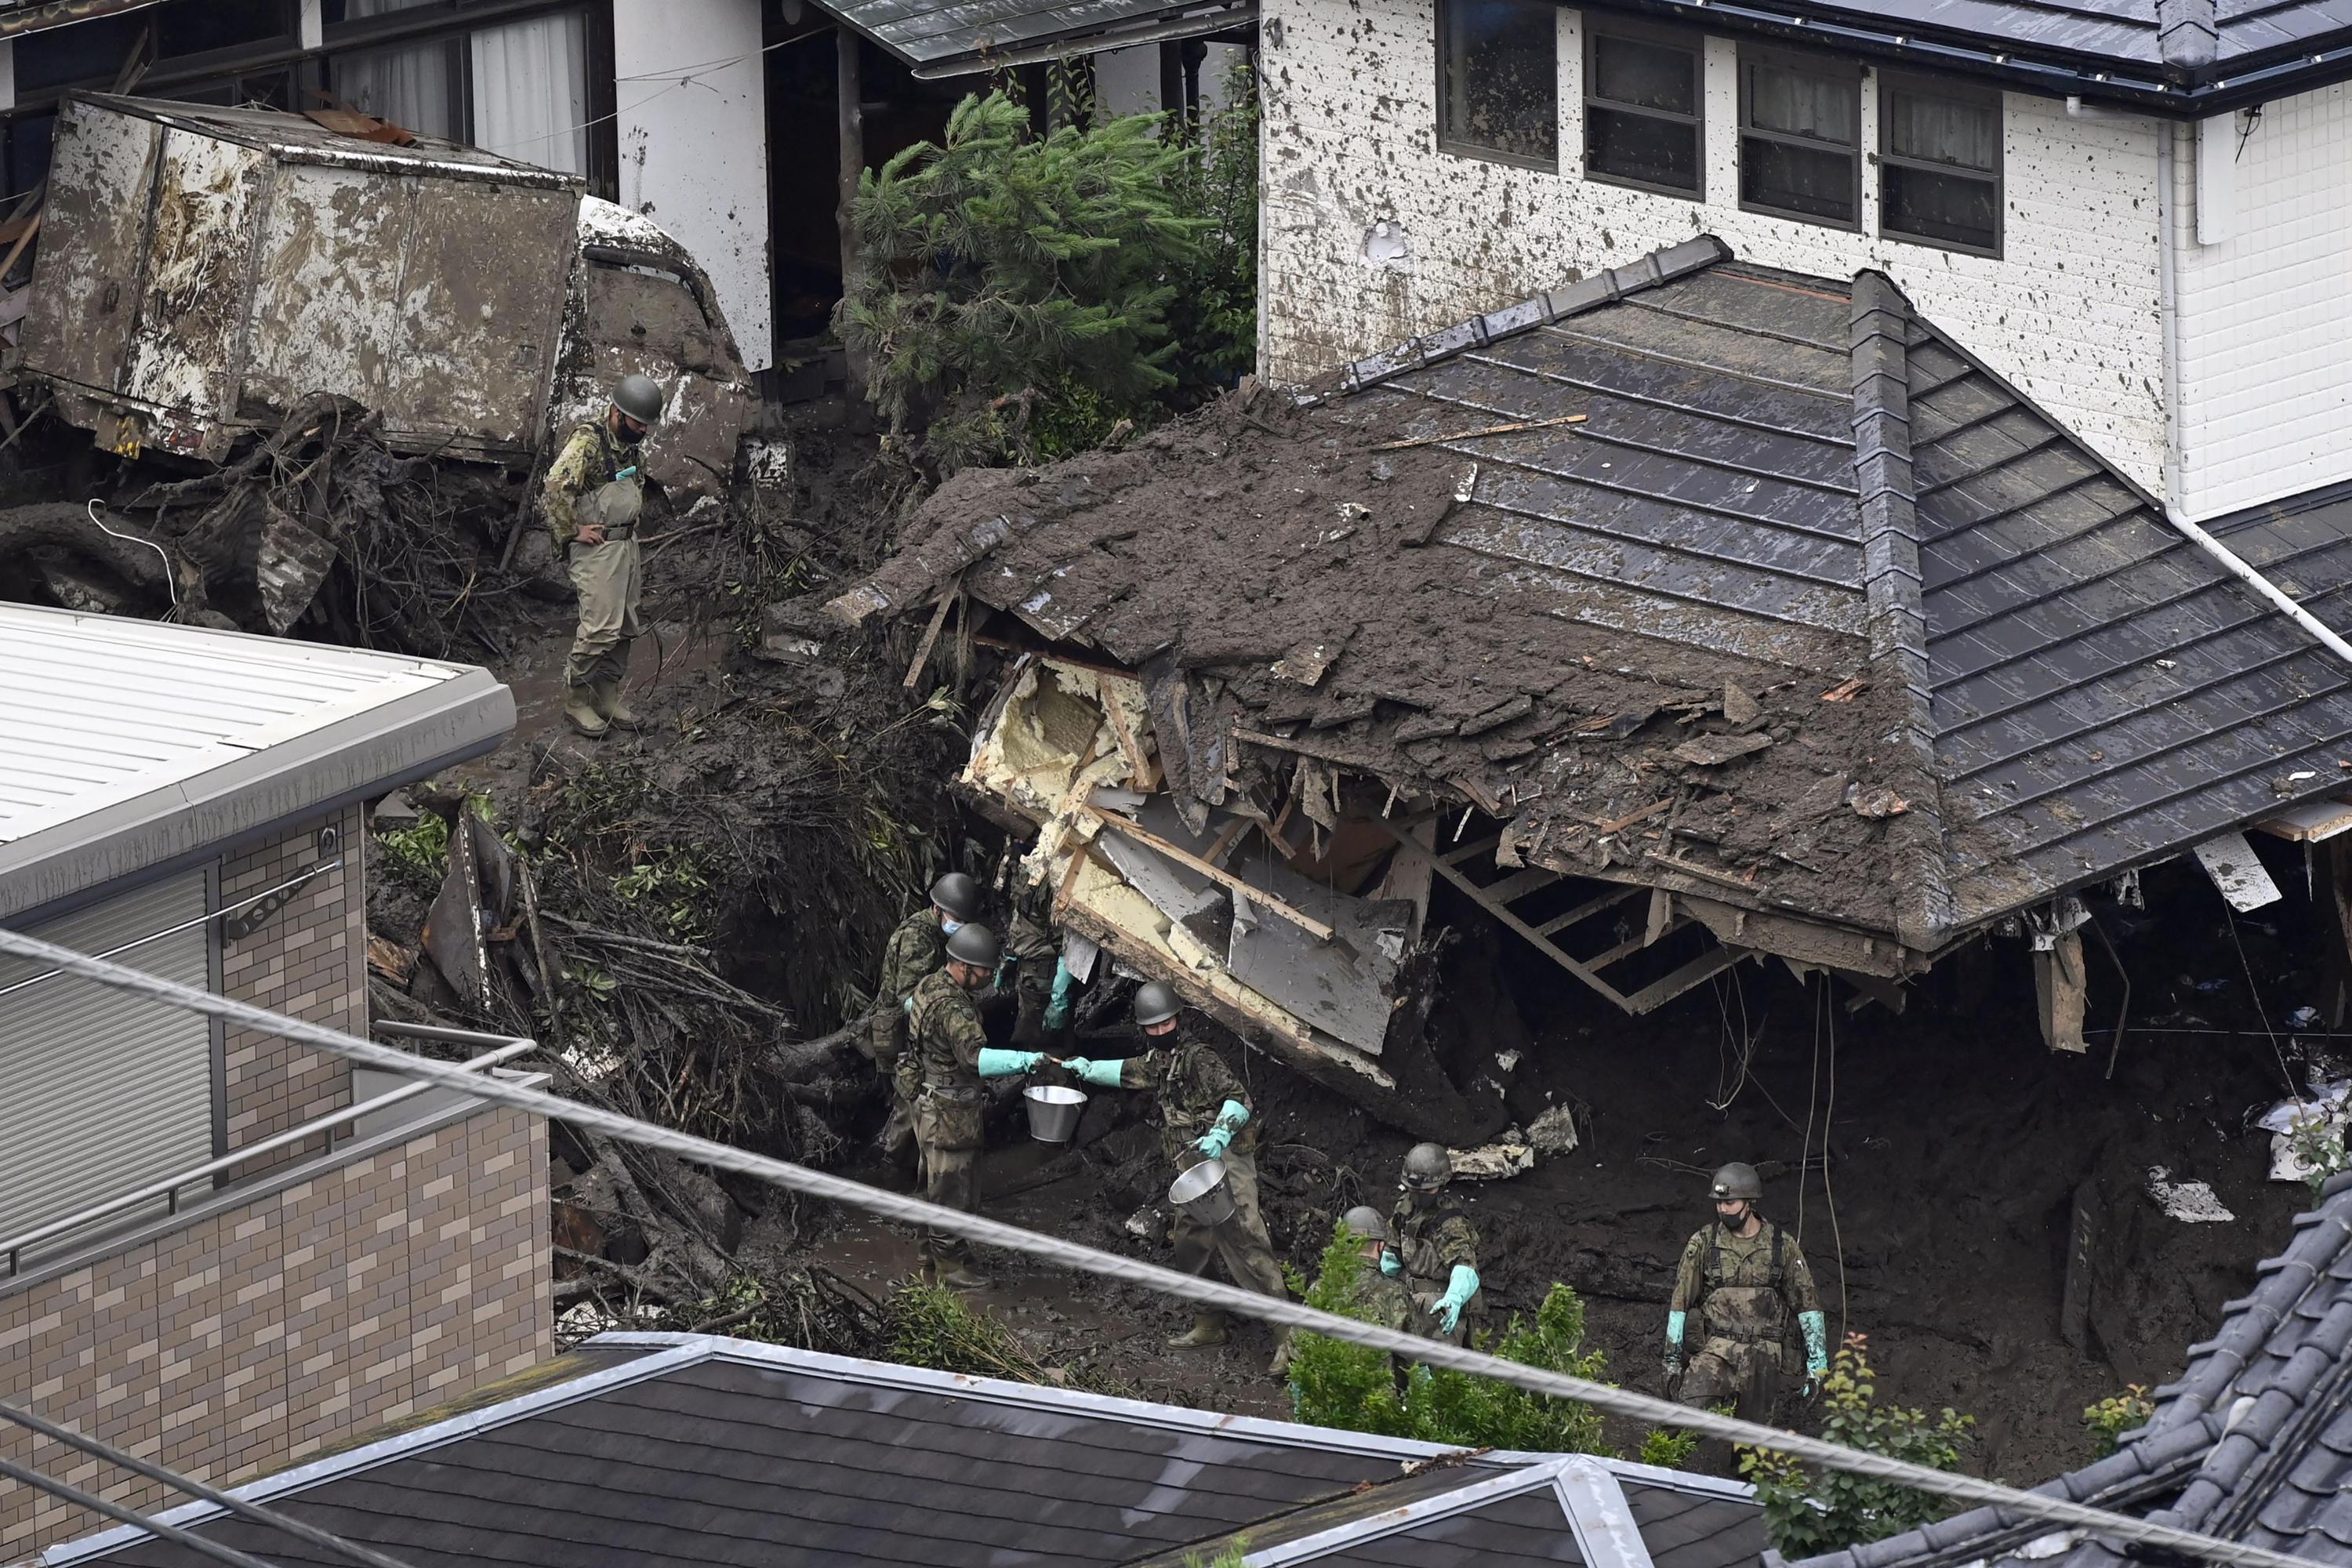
[1023,1085,1087,1143]
[1169,1159,1236,1226]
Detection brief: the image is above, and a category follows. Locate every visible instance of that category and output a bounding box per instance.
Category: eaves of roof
[1586,0,2352,118]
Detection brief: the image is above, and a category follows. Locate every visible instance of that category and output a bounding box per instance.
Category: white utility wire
[85,501,177,614]
[0,926,2305,1568]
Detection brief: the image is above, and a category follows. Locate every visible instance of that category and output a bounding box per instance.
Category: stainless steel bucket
[1169,1158,1236,1225]
[1023,1084,1087,1142]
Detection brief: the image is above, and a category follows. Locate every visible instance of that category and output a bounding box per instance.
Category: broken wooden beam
[1083,806,1336,942]
[1374,819,1632,1011]
[1370,412,1588,451]
[901,588,956,690]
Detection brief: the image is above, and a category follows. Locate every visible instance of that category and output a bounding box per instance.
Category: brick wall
[0,1102,548,1560]
[2172,82,2352,517]
[219,806,365,1175]
[1258,2,2169,492]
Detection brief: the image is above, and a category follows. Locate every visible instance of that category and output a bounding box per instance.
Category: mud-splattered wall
[613,0,773,372]
[1258,2,2169,492]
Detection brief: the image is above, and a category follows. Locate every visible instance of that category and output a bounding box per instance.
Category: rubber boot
[1168,1312,1229,1349]
[940,1264,989,1290]
[562,685,608,738]
[1267,1330,1294,1377]
[590,677,642,731]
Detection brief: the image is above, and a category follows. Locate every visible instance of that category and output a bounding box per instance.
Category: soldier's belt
[920,1084,982,1103]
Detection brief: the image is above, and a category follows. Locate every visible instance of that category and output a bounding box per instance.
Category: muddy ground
[80,389,2278,1492]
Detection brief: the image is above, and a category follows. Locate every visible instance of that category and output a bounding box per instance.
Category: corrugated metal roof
[0,608,463,844]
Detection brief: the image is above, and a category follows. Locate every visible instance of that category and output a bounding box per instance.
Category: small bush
[1739,1334,1974,1555]
[2082,1385,2154,1458]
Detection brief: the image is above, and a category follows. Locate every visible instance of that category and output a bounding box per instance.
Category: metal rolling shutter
[0,870,215,1248]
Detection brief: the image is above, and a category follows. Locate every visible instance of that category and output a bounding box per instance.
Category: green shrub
[1739,1335,1974,1555]
[2082,1385,2154,1458]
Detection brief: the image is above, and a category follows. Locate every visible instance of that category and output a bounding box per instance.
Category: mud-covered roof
[70,93,581,189]
[51,1335,1762,1568]
[834,237,2352,956]
[1778,1171,2352,1568]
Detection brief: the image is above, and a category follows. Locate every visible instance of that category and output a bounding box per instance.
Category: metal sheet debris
[2194,832,2284,911]
[2145,1167,2236,1223]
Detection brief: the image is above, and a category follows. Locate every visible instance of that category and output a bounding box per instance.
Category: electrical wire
[0,924,2322,1568]
[2225,906,2302,1107]
[1821,978,1848,1341]
[85,499,176,615]
[0,1401,417,1568]
[0,1454,285,1568]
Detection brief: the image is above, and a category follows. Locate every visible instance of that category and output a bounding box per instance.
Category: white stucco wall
[612,0,773,371]
[1259,1,2170,492]
[2172,82,2352,519]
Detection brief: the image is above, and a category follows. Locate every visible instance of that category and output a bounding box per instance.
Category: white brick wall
[1260,2,2171,492]
[2172,82,2352,519]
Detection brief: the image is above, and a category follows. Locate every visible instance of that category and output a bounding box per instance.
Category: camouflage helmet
[1402,1143,1451,1191]
[611,373,665,426]
[1341,1205,1389,1243]
[944,922,1000,969]
[1710,1162,1763,1203]
[929,871,981,921]
[1134,981,1181,1027]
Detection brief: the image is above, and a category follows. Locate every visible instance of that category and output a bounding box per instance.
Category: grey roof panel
[817,0,1237,67]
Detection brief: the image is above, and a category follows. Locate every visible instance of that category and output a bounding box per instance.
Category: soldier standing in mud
[866,873,982,1171]
[902,922,1049,1289]
[1385,1144,1483,1345]
[1059,982,1294,1373]
[545,373,666,739]
[1664,1162,1828,1420]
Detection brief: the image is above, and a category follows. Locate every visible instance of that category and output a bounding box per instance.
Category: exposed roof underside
[1782,1171,2352,1568]
[0,606,512,920]
[51,1336,1762,1568]
[832,238,2352,954]
[807,0,1248,71]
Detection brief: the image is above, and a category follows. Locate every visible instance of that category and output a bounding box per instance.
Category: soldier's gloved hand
[1043,957,1076,1032]
[1067,1057,1127,1089]
[1664,1310,1686,1382]
[1432,1265,1478,1334]
[975,1048,1044,1079]
[1799,1310,1829,1389]
[1194,1123,1235,1161]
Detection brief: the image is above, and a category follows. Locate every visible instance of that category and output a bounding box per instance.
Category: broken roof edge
[67,93,583,190]
[1308,234,1734,402]
[1848,270,1956,953]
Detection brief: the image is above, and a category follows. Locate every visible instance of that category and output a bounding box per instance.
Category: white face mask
[939,916,963,935]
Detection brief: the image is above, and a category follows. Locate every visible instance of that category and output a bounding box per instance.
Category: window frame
[1877,70,2004,258]
[1579,16,1704,200]
[1735,43,1863,232]
[1434,0,1561,173]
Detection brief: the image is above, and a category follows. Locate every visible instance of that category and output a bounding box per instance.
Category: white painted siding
[2172,83,2352,519]
[1259,1,2171,492]
[612,0,774,371]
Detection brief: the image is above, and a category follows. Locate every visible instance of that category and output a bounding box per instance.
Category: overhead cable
[0,1454,283,1568]
[0,925,2307,1568]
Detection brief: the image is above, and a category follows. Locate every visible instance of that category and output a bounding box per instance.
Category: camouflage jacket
[906,967,989,1098]
[1347,1260,1418,1334]
[1669,1218,1820,1345]
[1116,1029,1256,1171]
[543,420,642,545]
[1388,1188,1479,1293]
[878,909,946,1005]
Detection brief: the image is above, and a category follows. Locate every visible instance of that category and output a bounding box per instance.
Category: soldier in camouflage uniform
[1000,866,1068,1051]
[1385,1143,1483,1346]
[1338,1206,1416,1334]
[903,922,1047,1288]
[543,374,664,739]
[1665,1162,1827,1420]
[867,873,982,1170]
[1060,982,1293,1373]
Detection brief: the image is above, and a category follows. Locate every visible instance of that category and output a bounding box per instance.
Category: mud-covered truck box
[18,93,751,487]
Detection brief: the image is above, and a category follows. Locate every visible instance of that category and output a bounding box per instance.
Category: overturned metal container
[1168,1158,1236,1226]
[1022,1085,1087,1143]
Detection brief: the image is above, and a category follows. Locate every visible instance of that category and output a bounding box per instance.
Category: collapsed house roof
[833,236,2352,983]
[49,1333,1765,1568]
[1778,1169,2352,1568]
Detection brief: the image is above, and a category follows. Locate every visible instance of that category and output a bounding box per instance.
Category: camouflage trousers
[1168,1146,1287,1319]
[913,1090,983,1269]
[1676,1335,1793,1420]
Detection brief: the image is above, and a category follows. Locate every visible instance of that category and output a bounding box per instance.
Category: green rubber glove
[1043,957,1076,1031]
[1193,1098,1250,1160]
[1799,1309,1828,1392]
[975,1048,1044,1078]
[1069,1057,1127,1089]
[1664,1309,1686,1378]
[1434,1264,1479,1334]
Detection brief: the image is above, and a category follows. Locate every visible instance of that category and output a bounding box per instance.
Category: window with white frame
[1581,21,1703,197]
[1879,74,2002,256]
[1737,46,1860,229]
[1438,0,1559,170]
